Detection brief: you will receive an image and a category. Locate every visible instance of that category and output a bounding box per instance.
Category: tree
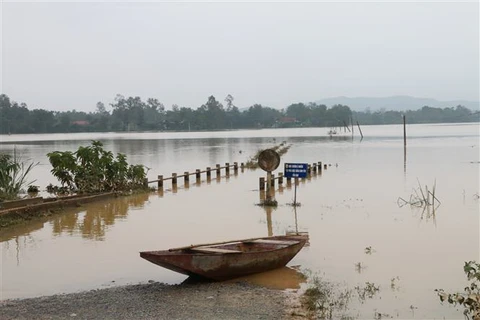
[325,104,352,127]
[243,104,282,128]
[286,103,311,125]
[144,98,165,130]
[0,93,477,134]
[309,103,327,126]
[201,96,226,129]
[96,102,107,114]
[225,94,234,111]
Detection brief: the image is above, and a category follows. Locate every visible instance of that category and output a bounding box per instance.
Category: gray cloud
[1,1,479,112]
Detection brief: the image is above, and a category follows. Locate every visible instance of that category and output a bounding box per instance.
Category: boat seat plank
[246,239,299,245]
[190,247,241,254]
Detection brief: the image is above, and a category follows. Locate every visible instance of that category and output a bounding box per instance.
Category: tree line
[0,93,478,134]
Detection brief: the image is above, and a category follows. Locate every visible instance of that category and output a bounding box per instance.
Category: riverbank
[0,281,308,320]
[0,192,126,228]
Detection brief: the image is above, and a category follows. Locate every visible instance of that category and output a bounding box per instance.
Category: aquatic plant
[374,311,393,319]
[364,246,374,254]
[300,271,352,319]
[355,262,367,274]
[397,179,441,209]
[390,277,400,291]
[0,152,38,200]
[355,282,380,302]
[435,261,480,320]
[256,199,278,207]
[287,201,302,207]
[47,140,149,194]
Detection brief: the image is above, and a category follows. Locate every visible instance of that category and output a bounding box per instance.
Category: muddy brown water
[1,124,479,318]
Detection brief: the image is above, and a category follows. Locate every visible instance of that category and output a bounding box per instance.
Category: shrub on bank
[47,140,148,194]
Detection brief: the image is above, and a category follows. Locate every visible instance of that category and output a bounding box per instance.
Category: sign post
[258,149,281,204]
[284,163,308,206]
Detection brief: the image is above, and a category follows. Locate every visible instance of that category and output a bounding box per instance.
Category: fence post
[278,172,283,184]
[195,169,201,182]
[233,162,238,173]
[312,163,317,173]
[172,173,177,186]
[225,163,230,175]
[241,162,245,170]
[184,172,189,183]
[324,164,327,170]
[216,164,221,176]
[286,177,292,187]
[143,178,148,188]
[259,177,265,190]
[206,167,211,179]
[157,175,163,188]
[318,161,322,174]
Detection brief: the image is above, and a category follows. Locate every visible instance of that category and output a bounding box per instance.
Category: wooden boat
[140,235,307,281]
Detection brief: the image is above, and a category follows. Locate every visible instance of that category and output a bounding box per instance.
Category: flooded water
[1,123,479,319]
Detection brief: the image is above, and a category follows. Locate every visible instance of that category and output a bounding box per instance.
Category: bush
[47,140,148,193]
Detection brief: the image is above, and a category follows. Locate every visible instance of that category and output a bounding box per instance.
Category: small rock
[70,313,77,317]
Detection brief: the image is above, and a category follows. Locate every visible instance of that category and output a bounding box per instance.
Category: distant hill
[315,95,480,112]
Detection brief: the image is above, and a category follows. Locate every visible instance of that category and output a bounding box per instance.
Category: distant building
[279,117,297,124]
[71,120,89,126]
[272,117,299,128]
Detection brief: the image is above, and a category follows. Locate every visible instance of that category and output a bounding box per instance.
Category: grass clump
[300,273,352,319]
[0,152,38,201]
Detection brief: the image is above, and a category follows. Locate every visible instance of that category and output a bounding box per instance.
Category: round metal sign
[258,149,280,172]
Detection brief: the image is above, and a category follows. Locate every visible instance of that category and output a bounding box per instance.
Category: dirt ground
[0,281,309,320]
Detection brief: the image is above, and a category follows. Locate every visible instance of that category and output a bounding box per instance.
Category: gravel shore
[0,281,304,320]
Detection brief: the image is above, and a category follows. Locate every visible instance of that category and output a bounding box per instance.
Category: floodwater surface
[1,124,479,319]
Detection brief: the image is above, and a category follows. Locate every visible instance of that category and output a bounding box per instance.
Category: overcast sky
[1,1,479,112]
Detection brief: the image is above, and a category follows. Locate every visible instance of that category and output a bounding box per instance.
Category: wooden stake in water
[351,117,354,137]
[356,121,364,139]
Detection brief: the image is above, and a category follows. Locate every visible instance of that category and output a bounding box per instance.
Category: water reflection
[181,266,306,290]
[259,190,275,237]
[227,266,306,290]
[52,193,149,240]
[265,207,273,237]
[418,204,437,226]
[1,193,149,244]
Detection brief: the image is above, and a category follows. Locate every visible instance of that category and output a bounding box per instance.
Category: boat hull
[140,236,306,281]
